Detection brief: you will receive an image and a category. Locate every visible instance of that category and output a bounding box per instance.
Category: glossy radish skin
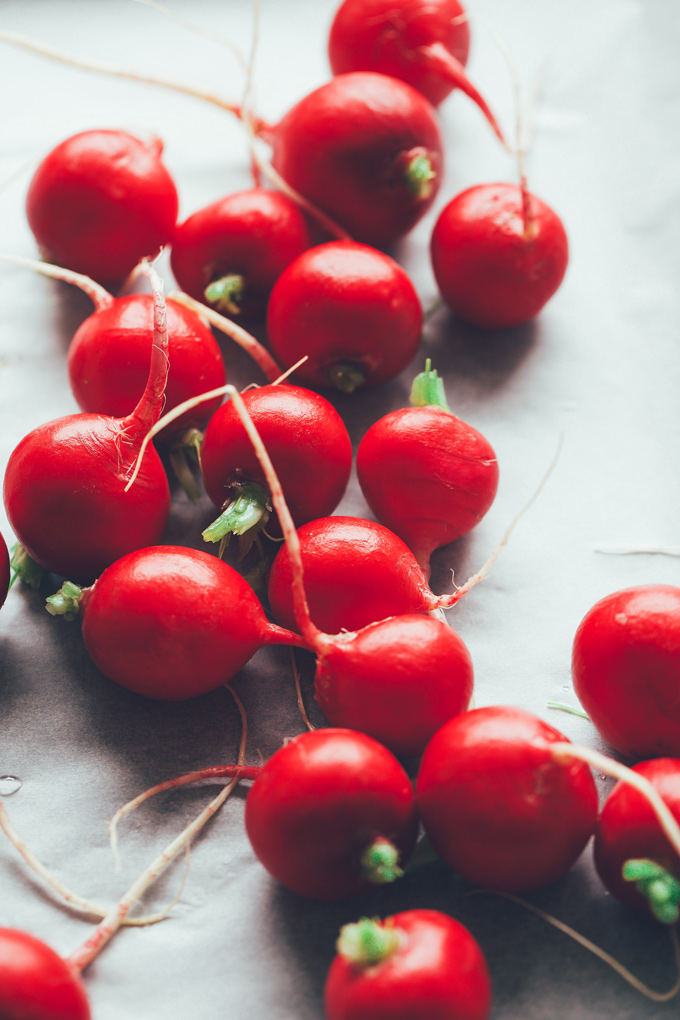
[325,909,492,1020]
[1,531,9,608]
[572,585,680,760]
[356,405,498,576]
[417,706,599,891]
[201,386,352,531]
[270,72,444,248]
[170,188,313,319]
[594,758,680,921]
[267,516,440,635]
[266,242,423,391]
[77,546,303,700]
[431,183,569,329]
[244,728,418,899]
[26,130,178,285]
[0,927,91,1020]
[315,614,474,757]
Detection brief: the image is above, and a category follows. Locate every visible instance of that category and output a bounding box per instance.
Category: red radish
[244,728,418,899]
[269,72,444,247]
[200,385,352,545]
[356,361,498,577]
[594,758,680,924]
[45,545,305,700]
[328,0,505,145]
[1,532,9,608]
[430,182,569,329]
[417,706,599,891]
[571,585,680,759]
[325,909,492,1020]
[3,262,170,582]
[0,928,91,1020]
[266,241,423,392]
[26,130,178,285]
[170,188,313,319]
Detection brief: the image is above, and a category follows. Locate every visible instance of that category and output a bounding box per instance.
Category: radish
[3,261,171,582]
[170,188,313,319]
[430,182,569,329]
[26,130,178,285]
[0,928,91,1020]
[416,706,599,891]
[45,545,305,700]
[244,728,418,899]
[594,758,680,925]
[269,72,443,247]
[200,385,352,547]
[1,532,9,608]
[356,361,498,577]
[325,909,492,1020]
[266,241,423,392]
[328,0,505,145]
[571,585,680,759]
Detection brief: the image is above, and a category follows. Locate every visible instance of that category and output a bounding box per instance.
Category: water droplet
[599,774,607,781]
[562,685,570,692]
[0,776,22,796]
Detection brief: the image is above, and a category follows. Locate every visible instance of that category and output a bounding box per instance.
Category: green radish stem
[9,543,45,590]
[336,917,402,965]
[622,860,680,926]
[409,358,450,410]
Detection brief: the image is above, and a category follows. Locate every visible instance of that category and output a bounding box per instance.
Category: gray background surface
[1,0,680,1017]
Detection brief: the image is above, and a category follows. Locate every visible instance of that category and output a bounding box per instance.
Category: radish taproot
[430,182,569,329]
[3,261,171,582]
[328,0,505,144]
[356,361,498,577]
[170,188,313,319]
[0,928,91,1020]
[244,728,418,899]
[571,585,680,759]
[201,385,352,547]
[417,706,599,891]
[325,910,492,1020]
[594,758,680,925]
[45,545,305,700]
[26,130,178,285]
[266,241,423,392]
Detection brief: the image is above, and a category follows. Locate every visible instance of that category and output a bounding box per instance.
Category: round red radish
[26,130,178,285]
[1,532,9,608]
[68,294,225,442]
[201,385,352,542]
[430,183,569,329]
[244,728,418,899]
[267,516,443,635]
[48,546,304,700]
[356,367,498,576]
[325,909,491,1020]
[0,927,91,1020]
[328,0,505,144]
[315,614,474,757]
[571,585,680,760]
[594,758,680,924]
[417,706,599,891]
[170,188,313,319]
[266,241,423,391]
[270,72,443,247]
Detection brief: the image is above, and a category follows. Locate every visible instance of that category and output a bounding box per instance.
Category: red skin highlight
[356,405,498,576]
[594,758,680,919]
[201,386,352,530]
[170,188,313,319]
[270,73,443,248]
[244,728,418,900]
[417,706,599,892]
[0,928,91,1020]
[0,532,9,608]
[266,241,423,390]
[430,183,569,329]
[325,909,492,1020]
[315,614,474,757]
[267,516,439,635]
[26,130,178,286]
[79,546,304,700]
[572,585,680,760]
[68,295,225,442]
